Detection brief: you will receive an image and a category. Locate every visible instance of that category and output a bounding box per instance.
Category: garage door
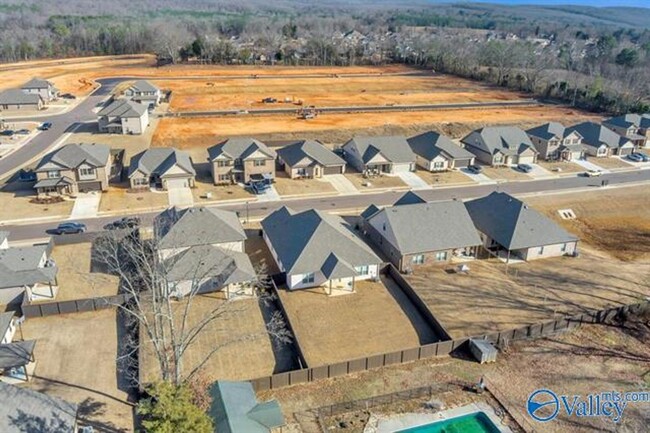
[454,158,473,168]
[323,165,343,175]
[617,147,632,156]
[166,178,188,189]
[78,182,102,193]
[518,155,536,164]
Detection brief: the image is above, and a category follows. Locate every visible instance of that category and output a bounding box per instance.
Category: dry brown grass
[415,169,477,186]
[0,184,73,222]
[98,185,169,214]
[536,160,585,174]
[343,172,407,191]
[590,156,634,170]
[273,172,337,196]
[192,180,253,203]
[480,166,532,181]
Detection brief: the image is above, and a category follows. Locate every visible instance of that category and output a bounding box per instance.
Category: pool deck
[371,402,514,433]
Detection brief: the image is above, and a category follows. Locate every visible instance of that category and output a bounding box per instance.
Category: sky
[459,0,649,6]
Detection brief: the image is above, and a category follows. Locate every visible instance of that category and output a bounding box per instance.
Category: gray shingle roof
[0,231,8,245]
[603,113,650,130]
[208,138,276,161]
[261,207,381,275]
[393,191,427,206]
[277,140,345,167]
[0,340,35,369]
[526,122,580,141]
[98,98,147,118]
[320,253,357,279]
[129,80,159,93]
[567,122,631,150]
[0,89,42,105]
[21,78,53,89]
[407,131,475,161]
[0,244,57,289]
[33,177,74,189]
[164,244,255,286]
[155,206,246,250]
[344,136,415,164]
[0,312,14,339]
[209,381,284,433]
[128,148,195,177]
[0,381,78,433]
[465,192,578,250]
[360,204,381,220]
[368,200,481,255]
[35,143,110,171]
[461,126,537,157]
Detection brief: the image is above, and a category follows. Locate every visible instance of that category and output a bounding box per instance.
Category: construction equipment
[297,106,319,120]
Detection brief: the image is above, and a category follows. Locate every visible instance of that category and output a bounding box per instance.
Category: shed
[469,339,498,364]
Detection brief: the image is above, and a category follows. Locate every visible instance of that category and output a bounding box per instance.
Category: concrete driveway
[573,158,610,173]
[326,174,359,194]
[70,192,101,219]
[526,164,557,179]
[395,171,430,190]
[167,187,194,208]
[256,185,281,202]
[459,168,497,185]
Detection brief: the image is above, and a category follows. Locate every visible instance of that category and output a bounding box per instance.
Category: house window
[560,243,567,253]
[433,161,445,170]
[234,158,243,167]
[301,273,315,284]
[253,159,266,167]
[538,246,544,255]
[47,170,60,179]
[435,251,448,261]
[412,254,425,264]
[355,265,369,276]
[218,174,230,182]
[217,160,230,167]
[133,177,148,186]
[78,167,96,178]
[493,155,503,164]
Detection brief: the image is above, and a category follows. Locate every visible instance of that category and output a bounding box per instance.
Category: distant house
[209,381,285,433]
[526,122,585,161]
[0,382,78,430]
[124,79,162,108]
[567,122,634,157]
[97,99,149,135]
[277,140,346,178]
[362,193,481,272]
[128,148,196,190]
[407,131,475,171]
[0,232,58,305]
[460,126,538,166]
[33,143,112,197]
[603,113,650,149]
[261,207,381,293]
[0,89,43,111]
[465,192,578,262]
[341,136,416,175]
[208,138,277,185]
[21,78,58,102]
[154,207,255,298]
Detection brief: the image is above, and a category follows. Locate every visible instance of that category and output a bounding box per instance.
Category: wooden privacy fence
[250,300,649,392]
[21,294,131,318]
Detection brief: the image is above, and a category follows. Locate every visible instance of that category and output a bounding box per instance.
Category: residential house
[0,382,78,429]
[124,79,162,108]
[21,78,58,102]
[362,193,482,272]
[128,148,196,190]
[460,126,538,166]
[0,89,43,111]
[154,207,255,298]
[208,138,277,185]
[407,131,475,171]
[341,136,416,175]
[0,312,16,345]
[97,99,149,135]
[209,381,285,433]
[525,122,585,161]
[33,143,112,197]
[603,113,650,148]
[277,140,346,178]
[567,122,634,157]
[0,233,58,305]
[465,192,578,262]
[261,207,382,293]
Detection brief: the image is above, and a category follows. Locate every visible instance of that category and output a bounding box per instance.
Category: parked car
[584,169,603,177]
[262,97,277,103]
[104,216,140,230]
[467,165,483,174]
[517,163,533,173]
[636,153,649,162]
[0,130,14,136]
[39,122,53,131]
[60,93,76,100]
[52,222,87,235]
[14,129,30,135]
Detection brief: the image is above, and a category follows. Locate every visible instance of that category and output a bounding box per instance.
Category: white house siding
[391,162,414,173]
[518,241,577,260]
[1,319,15,345]
[171,278,253,299]
[584,145,610,158]
[416,155,449,172]
[287,263,379,290]
[121,112,148,135]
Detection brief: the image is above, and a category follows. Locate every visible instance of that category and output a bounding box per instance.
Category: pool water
[395,412,502,433]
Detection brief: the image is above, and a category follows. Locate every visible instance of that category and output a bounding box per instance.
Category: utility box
[469,339,498,364]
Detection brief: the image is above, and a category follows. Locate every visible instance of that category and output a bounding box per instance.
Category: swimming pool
[394,412,502,433]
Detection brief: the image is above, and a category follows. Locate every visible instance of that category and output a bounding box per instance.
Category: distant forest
[0,0,649,113]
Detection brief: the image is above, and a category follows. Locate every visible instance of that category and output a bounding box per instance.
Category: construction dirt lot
[276,276,438,367]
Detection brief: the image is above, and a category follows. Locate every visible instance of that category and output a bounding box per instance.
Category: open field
[590,156,634,170]
[22,309,134,432]
[415,168,477,186]
[273,172,337,196]
[480,166,532,181]
[192,180,253,203]
[98,185,169,214]
[344,172,407,191]
[276,277,435,367]
[0,183,73,222]
[537,160,585,174]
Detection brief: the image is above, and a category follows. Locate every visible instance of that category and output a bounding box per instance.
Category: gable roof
[261,207,381,275]
[0,312,14,339]
[21,78,53,89]
[0,89,42,105]
[360,204,381,220]
[208,138,276,161]
[465,192,578,250]
[567,122,631,149]
[461,126,537,157]
[35,143,110,171]
[164,244,256,286]
[98,98,147,118]
[368,200,481,255]
[407,131,475,161]
[129,80,159,93]
[0,381,77,433]
[603,113,650,130]
[128,148,195,178]
[0,244,57,289]
[393,191,427,206]
[0,231,8,246]
[0,340,35,370]
[155,206,246,250]
[277,140,345,167]
[209,381,284,433]
[343,136,415,164]
[526,122,581,141]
